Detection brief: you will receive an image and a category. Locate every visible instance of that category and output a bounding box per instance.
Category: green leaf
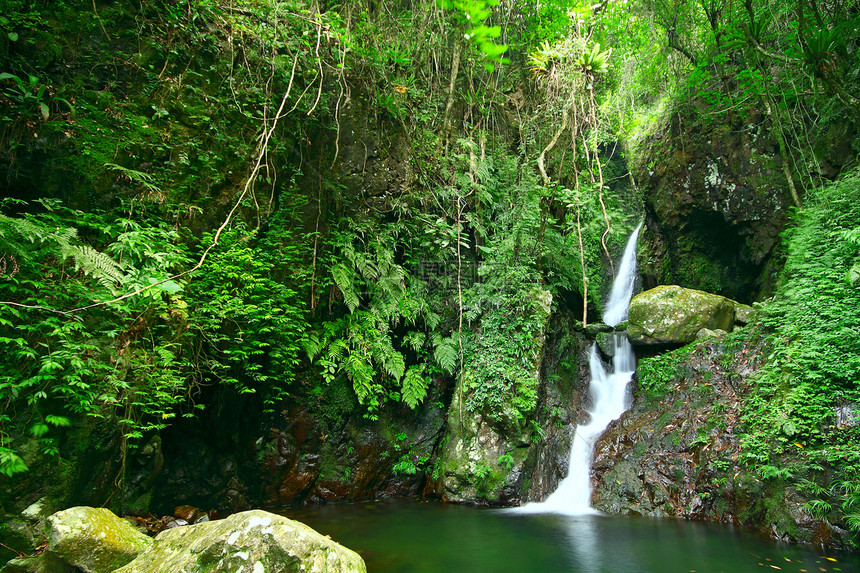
[849,264,860,287]
[29,422,50,437]
[402,366,429,409]
[7,32,18,42]
[45,415,71,427]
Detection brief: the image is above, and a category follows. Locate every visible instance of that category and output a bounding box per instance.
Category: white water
[515,222,641,515]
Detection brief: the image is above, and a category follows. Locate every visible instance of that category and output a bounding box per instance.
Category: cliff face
[629,101,855,304]
[591,331,855,550]
[630,109,792,303]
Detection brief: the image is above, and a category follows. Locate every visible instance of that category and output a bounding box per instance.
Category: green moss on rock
[48,507,152,573]
[627,285,736,345]
[115,510,366,573]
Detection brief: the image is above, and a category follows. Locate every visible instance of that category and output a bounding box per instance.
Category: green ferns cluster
[741,168,860,536]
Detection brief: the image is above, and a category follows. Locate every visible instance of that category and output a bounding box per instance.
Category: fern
[332,263,360,313]
[346,352,373,404]
[379,340,405,381]
[0,213,124,291]
[302,331,323,359]
[433,335,459,374]
[402,365,428,409]
[104,163,161,195]
[69,244,124,292]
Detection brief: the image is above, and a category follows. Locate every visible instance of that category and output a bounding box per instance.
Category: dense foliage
[0,0,858,543]
[741,168,860,535]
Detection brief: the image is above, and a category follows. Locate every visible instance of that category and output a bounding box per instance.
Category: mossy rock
[115,510,366,573]
[47,507,152,573]
[627,285,735,345]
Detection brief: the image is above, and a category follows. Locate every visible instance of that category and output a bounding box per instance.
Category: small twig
[92,0,111,41]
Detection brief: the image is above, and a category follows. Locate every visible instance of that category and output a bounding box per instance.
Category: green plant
[0,72,50,120]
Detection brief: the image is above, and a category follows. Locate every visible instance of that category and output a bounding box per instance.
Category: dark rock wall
[633,109,791,303]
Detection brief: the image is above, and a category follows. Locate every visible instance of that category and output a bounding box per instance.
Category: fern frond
[434,335,459,374]
[69,244,125,291]
[104,163,161,194]
[332,263,361,313]
[302,331,323,359]
[402,365,428,409]
[381,345,405,381]
[425,312,441,331]
[346,352,373,403]
[404,331,426,352]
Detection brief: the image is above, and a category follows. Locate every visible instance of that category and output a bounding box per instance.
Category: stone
[733,303,755,325]
[627,285,735,345]
[173,506,207,524]
[115,509,366,573]
[47,507,152,573]
[584,322,613,337]
[695,328,727,339]
[595,332,617,357]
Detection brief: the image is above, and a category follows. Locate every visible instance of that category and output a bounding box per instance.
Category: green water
[280,501,859,573]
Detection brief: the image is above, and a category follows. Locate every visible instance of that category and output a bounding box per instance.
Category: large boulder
[115,509,366,573]
[47,507,152,573]
[627,285,735,345]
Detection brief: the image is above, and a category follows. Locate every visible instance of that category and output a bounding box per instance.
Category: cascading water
[516,222,642,515]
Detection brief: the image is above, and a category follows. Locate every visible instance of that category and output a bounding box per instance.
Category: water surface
[280,501,858,573]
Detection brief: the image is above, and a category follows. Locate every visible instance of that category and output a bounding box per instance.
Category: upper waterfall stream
[516,223,642,515]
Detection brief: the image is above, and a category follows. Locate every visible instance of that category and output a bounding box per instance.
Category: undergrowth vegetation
[740,168,860,537]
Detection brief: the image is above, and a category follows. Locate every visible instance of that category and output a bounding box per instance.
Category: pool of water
[280,501,858,573]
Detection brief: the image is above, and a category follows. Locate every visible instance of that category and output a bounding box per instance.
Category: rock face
[590,335,853,549]
[47,507,152,573]
[627,285,735,345]
[631,108,792,302]
[434,304,590,505]
[115,509,366,573]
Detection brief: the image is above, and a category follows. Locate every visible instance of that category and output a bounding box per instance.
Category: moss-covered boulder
[115,510,366,573]
[47,507,152,572]
[627,285,735,345]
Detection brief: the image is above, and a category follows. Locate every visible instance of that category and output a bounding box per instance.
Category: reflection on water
[280,500,860,573]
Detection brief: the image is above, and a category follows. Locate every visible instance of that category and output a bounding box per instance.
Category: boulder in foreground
[47,506,152,573]
[116,509,366,573]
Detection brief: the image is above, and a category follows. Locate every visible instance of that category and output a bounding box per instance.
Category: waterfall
[515,222,642,515]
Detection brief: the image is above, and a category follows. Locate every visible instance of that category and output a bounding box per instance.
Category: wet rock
[584,322,613,337]
[435,306,589,505]
[435,288,556,504]
[595,332,617,357]
[627,285,735,345]
[172,506,208,524]
[115,509,366,573]
[632,108,795,301]
[695,328,727,339]
[47,507,152,573]
[591,335,856,549]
